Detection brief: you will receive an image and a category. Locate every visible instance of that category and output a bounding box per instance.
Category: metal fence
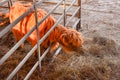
[0,0,81,79]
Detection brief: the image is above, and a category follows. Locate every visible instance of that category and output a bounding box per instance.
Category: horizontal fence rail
[24,46,50,80]
[0,0,81,79]
[6,0,63,79]
[0,0,9,5]
[24,47,61,80]
[66,6,80,26]
[24,0,80,78]
[0,0,63,66]
[0,5,33,38]
[0,0,44,38]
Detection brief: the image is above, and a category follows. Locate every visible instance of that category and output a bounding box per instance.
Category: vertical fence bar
[76,0,81,30]
[8,0,12,12]
[24,47,50,80]
[0,0,63,66]
[9,0,12,6]
[8,1,11,9]
[33,0,41,72]
[63,0,66,26]
[0,0,82,79]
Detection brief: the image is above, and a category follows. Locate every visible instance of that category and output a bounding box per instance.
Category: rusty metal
[76,0,81,30]
[63,0,66,26]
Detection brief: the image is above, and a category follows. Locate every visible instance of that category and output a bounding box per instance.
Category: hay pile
[0,30,120,80]
[0,1,120,79]
[43,34,120,80]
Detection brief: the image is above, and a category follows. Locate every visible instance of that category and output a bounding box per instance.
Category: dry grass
[0,0,120,79]
[43,36,120,80]
[0,30,120,80]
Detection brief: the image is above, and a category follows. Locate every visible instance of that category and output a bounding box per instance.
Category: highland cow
[9,2,83,54]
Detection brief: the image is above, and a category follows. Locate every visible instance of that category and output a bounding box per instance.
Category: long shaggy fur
[9,2,83,53]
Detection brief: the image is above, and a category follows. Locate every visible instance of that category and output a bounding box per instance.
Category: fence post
[76,0,81,30]
[63,0,66,26]
[8,0,12,9]
[33,0,41,72]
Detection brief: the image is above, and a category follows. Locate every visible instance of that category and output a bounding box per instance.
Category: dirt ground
[0,0,120,80]
[81,0,120,44]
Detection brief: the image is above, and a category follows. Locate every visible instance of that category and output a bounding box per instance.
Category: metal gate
[0,0,81,79]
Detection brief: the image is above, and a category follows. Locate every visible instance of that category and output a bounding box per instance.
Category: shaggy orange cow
[9,2,83,53]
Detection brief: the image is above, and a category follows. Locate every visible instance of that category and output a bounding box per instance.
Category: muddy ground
[0,0,120,80]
